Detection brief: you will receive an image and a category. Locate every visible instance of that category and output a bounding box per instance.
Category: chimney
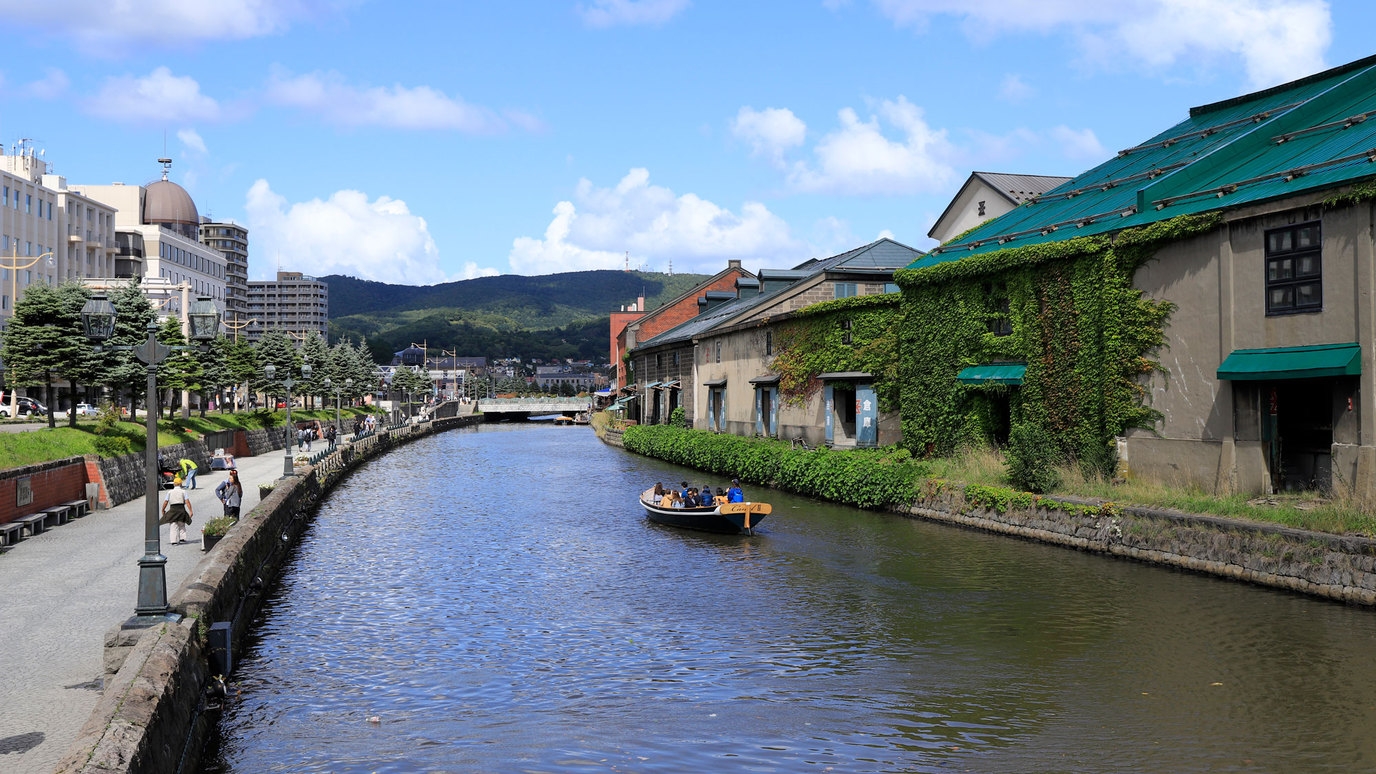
[637,295,645,312]
[728,259,742,269]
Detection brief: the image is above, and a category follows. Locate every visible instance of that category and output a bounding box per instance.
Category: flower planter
[202,533,223,552]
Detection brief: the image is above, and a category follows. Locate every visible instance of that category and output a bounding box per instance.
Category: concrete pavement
[0,447,300,774]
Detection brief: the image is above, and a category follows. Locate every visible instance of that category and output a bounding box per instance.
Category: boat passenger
[714,487,728,505]
[659,490,676,508]
[727,479,744,503]
[679,481,691,500]
[670,491,686,509]
[653,482,665,499]
[687,488,702,508]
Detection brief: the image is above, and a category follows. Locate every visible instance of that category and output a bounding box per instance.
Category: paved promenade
[0,447,298,774]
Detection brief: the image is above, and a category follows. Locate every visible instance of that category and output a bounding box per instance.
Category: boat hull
[640,494,771,535]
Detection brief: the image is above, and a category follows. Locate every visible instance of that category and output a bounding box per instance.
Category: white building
[246,271,328,343]
[75,160,227,319]
[0,143,61,319]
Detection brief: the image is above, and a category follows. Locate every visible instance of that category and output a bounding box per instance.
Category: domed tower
[142,157,199,239]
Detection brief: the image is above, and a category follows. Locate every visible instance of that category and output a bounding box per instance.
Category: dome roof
[143,179,198,226]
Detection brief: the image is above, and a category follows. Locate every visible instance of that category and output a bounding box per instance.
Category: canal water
[205,425,1376,773]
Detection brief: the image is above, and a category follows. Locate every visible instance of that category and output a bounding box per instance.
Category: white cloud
[731,106,807,167]
[244,179,485,286]
[998,73,1034,103]
[23,68,69,99]
[577,0,691,28]
[263,69,534,133]
[4,0,343,53]
[1049,125,1107,161]
[788,96,957,195]
[864,0,1331,88]
[87,67,220,124]
[177,129,208,156]
[509,168,800,275]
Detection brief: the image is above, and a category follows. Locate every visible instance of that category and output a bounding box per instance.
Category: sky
[0,0,1370,285]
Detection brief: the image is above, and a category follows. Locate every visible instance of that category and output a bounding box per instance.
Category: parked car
[0,397,47,417]
[73,403,98,416]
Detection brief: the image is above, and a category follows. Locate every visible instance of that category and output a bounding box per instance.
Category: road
[0,448,295,773]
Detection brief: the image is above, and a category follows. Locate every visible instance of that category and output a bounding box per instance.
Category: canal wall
[55,414,480,774]
[902,487,1376,606]
[604,424,1376,607]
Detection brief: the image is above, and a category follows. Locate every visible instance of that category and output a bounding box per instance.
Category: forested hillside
[324,270,711,363]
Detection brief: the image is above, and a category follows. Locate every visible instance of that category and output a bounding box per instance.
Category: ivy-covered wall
[770,294,901,409]
[895,213,1222,471]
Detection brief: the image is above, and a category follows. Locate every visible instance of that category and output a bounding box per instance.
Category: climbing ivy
[895,212,1221,473]
[769,294,901,410]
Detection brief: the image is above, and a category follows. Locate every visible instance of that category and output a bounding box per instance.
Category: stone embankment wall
[602,427,1376,607]
[904,488,1376,606]
[55,415,477,774]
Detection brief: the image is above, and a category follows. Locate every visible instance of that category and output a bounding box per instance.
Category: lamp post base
[133,553,170,618]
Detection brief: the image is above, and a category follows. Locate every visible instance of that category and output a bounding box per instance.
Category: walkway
[0,446,301,774]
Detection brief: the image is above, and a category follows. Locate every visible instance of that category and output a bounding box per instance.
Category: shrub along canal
[204,424,1376,773]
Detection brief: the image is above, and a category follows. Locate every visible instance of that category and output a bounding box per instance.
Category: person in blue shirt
[727,479,744,503]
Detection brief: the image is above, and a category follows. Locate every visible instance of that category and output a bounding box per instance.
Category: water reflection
[206,424,1376,773]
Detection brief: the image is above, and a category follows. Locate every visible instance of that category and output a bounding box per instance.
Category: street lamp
[322,377,351,448]
[264,362,311,478]
[3,249,54,419]
[81,294,220,620]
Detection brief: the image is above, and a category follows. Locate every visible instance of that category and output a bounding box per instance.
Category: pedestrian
[179,457,198,490]
[160,477,193,544]
[727,479,744,503]
[325,423,337,449]
[215,470,243,520]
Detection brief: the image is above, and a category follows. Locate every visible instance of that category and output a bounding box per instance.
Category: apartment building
[247,271,328,343]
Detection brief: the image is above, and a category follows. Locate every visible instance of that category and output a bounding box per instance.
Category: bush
[203,516,237,537]
[92,434,132,457]
[622,424,924,509]
[1005,422,1061,494]
[668,406,686,428]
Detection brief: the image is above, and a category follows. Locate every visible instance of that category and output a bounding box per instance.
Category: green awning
[1217,342,1362,380]
[957,364,1025,385]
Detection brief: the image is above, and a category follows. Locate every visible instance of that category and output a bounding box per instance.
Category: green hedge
[622,424,926,509]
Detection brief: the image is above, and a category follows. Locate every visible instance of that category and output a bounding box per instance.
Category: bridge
[475,397,591,420]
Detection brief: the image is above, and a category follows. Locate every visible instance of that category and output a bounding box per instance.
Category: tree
[156,316,197,419]
[107,280,157,421]
[298,332,330,409]
[1,282,89,429]
[254,331,300,407]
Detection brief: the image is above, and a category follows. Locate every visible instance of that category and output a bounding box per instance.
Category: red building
[610,260,751,390]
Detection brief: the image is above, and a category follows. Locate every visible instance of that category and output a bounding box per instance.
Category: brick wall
[0,458,90,524]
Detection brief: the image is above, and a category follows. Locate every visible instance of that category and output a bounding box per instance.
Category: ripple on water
[206,425,1376,773]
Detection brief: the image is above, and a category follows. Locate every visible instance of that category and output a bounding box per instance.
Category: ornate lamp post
[322,377,351,448]
[81,295,220,620]
[264,362,310,478]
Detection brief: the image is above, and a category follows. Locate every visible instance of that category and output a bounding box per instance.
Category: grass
[0,407,380,470]
[917,444,1376,538]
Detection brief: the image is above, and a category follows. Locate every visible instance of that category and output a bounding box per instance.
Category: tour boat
[639,488,771,535]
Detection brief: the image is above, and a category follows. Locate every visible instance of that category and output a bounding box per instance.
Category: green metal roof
[1216,342,1361,381]
[956,363,1026,385]
[910,54,1376,270]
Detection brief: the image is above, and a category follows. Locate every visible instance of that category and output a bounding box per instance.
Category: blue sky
[0,0,1368,285]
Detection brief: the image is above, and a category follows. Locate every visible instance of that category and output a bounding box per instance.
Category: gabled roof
[909,53,1376,271]
[928,171,1074,241]
[634,238,922,352]
[622,262,754,332]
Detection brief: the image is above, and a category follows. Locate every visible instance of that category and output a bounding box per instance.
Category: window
[765,330,773,356]
[984,282,1013,336]
[715,340,721,363]
[672,351,679,367]
[655,353,662,369]
[834,282,858,299]
[1266,222,1322,315]
[841,318,853,346]
[978,200,986,217]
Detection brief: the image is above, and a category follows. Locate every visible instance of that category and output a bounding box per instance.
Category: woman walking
[215,469,244,520]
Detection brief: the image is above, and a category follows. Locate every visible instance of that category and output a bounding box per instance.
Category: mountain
[323,270,711,363]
